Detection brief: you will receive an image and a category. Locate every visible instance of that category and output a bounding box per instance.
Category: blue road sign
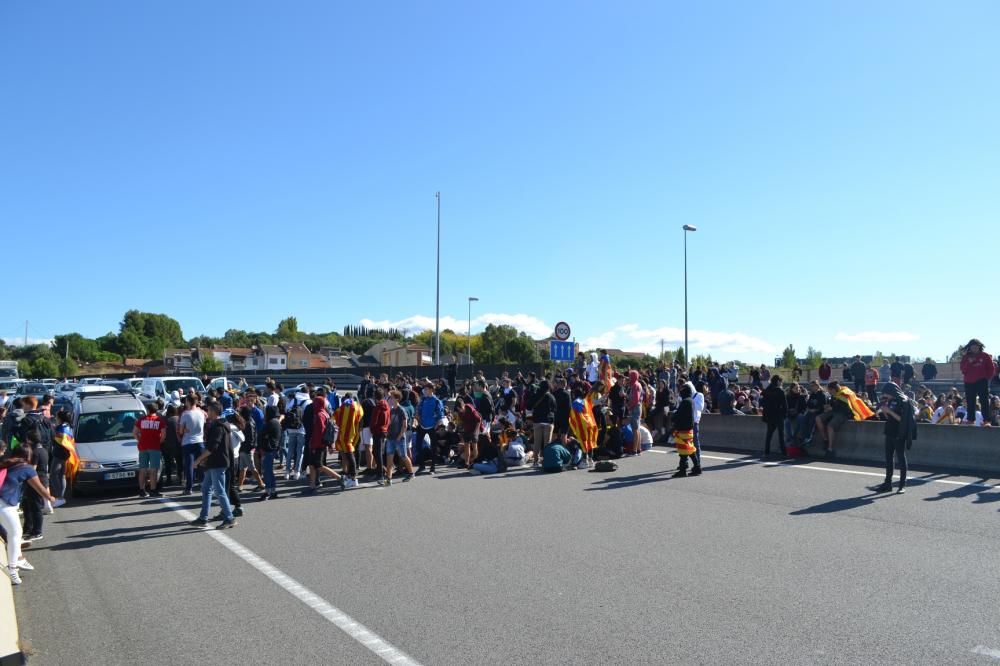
[549,340,575,362]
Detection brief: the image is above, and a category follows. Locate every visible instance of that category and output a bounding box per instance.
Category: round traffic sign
[554,322,571,341]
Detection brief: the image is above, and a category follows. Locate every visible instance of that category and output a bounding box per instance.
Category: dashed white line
[160,498,423,666]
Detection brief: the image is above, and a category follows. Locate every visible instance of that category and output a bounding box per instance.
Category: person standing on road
[671,382,700,478]
[283,390,307,481]
[960,339,996,425]
[50,410,77,507]
[304,390,342,494]
[875,379,916,494]
[333,395,363,487]
[178,395,206,495]
[383,390,414,486]
[160,405,182,488]
[258,405,282,500]
[369,388,390,483]
[190,402,237,529]
[454,397,482,470]
[415,385,444,475]
[553,377,572,445]
[529,381,556,467]
[1,442,57,585]
[236,405,264,492]
[850,356,868,396]
[761,375,788,457]
[133,403,165,498]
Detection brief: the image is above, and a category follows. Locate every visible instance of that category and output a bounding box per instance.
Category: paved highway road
[13,448,1000,665]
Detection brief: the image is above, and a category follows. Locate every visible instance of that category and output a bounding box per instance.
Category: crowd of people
[0,340,996,586]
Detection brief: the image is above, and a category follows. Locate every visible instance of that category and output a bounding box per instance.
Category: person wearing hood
[530,380,556,466]
[284,390,309,481]
[671,382,701,477]
[305,389,342,494]
[875,379,917,494]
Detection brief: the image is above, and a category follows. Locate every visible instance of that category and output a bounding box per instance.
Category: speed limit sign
[554,322,571,341]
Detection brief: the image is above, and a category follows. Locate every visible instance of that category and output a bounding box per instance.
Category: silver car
[71,391,145,494]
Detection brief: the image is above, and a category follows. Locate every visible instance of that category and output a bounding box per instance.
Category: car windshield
[162,378,205,393]
[19,384,48,394]
[76,410,144,444]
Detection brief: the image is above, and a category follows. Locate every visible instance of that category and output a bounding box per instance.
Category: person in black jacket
[530,380,555,465]
[552,377,572,443]
[671,382,700,477]
[921,358,938,382]
[190,402,237,528]
[258,405,282,500]
[875,380,915,494]
[760,375,788,457]
[784,383,808,446]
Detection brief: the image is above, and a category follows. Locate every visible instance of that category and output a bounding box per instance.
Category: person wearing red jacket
[305,390,342,494]
[960,339,996,425]
[454,396,482,469]
[369,388,391,482]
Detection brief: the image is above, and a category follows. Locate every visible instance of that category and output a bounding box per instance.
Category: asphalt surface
[13,447,1000,665]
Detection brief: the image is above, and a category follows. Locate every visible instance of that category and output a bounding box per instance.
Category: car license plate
[104,471,135,480]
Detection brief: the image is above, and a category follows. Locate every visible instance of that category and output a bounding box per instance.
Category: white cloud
[581,324,777,359]
[360,313,551,339]
[2,337,54,347]
[834,331,919,343]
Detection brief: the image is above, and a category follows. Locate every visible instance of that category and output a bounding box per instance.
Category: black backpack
[284,399,303,430]
[19,412,53,451]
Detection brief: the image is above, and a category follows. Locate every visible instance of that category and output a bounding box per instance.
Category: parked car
[55,382,80,395]
[128,378,144,391]
[70,391,145,494]
[15,382,54,400]
[98,380,134,393]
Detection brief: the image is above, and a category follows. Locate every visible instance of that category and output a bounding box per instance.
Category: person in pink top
[959,339,996,425]
[627,370,644,455]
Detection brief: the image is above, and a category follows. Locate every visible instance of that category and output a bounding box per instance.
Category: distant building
[364,341,433,367]
[163,349,194,374]
[281,342,312,369]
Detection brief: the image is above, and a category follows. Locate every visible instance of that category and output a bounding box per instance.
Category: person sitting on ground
[502,429,528,467]
[541,439,572,473]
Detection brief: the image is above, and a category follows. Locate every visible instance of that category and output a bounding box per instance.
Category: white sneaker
[344,479,358,489]
[7,568,21,585]
[42,500,54,515]
[52,498,67,508]
[284,473,291,480]
[16,558,33,571]
[292,472,299,481]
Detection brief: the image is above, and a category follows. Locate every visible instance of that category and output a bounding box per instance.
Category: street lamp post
[467,297,479,364]
[435,192,441,366]
[682,224,697,368]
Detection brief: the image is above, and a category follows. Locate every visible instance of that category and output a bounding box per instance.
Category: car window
[76,410,144,443]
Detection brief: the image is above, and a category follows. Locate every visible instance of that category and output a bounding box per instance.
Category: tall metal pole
[435,192,441,366]
[467,297,478,364]
[683,231,688,368]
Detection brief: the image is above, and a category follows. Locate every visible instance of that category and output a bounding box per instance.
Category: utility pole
[435,192,441,366]
[660,338,665,360]
[25,320,28,348]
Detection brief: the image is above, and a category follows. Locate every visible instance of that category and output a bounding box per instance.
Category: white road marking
[160,499,423,666]
[972,645,1000,659]
[646,450,1000,490]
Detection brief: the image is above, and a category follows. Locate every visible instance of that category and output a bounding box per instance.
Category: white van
[140,376,206,401]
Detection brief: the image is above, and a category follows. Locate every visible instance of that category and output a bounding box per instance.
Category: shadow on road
[29,525,200,552]
[583,470,672,491]
[789,492,890,515]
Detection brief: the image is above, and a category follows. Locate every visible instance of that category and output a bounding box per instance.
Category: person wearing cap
[132,402,165,498]
[875,378,916,494]
[190,401,237,529]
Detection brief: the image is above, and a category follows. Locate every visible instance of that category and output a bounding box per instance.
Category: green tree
[194,355,224,374]
[53,333,101,363]
[872,351,885,366]
[675,346,686,368]
[59,357,79,378]
[17,359,32,377]
[222,329,251,348]
[276,316,299,341]
[805,347,823,369]
[31,356,59,378]
[948,345,965,362]
[118,310,185,358]
[780,344,797,368]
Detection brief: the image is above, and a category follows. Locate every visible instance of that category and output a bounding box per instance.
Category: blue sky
[2,1,997,364]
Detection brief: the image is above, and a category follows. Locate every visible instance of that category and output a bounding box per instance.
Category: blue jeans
[784,414,808,442]
[277,431,288,465]
[629,405,642,438]
[182,444,204,493]
[286,432,305,474]
[199,467,233,521]
[262,452,276,492]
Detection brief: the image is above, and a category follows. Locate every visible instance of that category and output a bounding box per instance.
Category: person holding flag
[568,387,598,469]
[50,410,78,508]
[671,382,701,478]
[814,381,875,458]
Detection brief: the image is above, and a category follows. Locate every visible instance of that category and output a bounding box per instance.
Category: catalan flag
[333,399,363,453]
[54,423,81,482]
[833,386,875,421]
[673,429,696,456]
[569,397,598,453]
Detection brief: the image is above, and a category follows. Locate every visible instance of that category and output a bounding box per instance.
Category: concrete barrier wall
[698,414,1000,477]
[0,547,25,665]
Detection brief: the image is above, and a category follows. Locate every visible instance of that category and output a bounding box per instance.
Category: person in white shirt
[586,353,599,384]
[692,381,706,460]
